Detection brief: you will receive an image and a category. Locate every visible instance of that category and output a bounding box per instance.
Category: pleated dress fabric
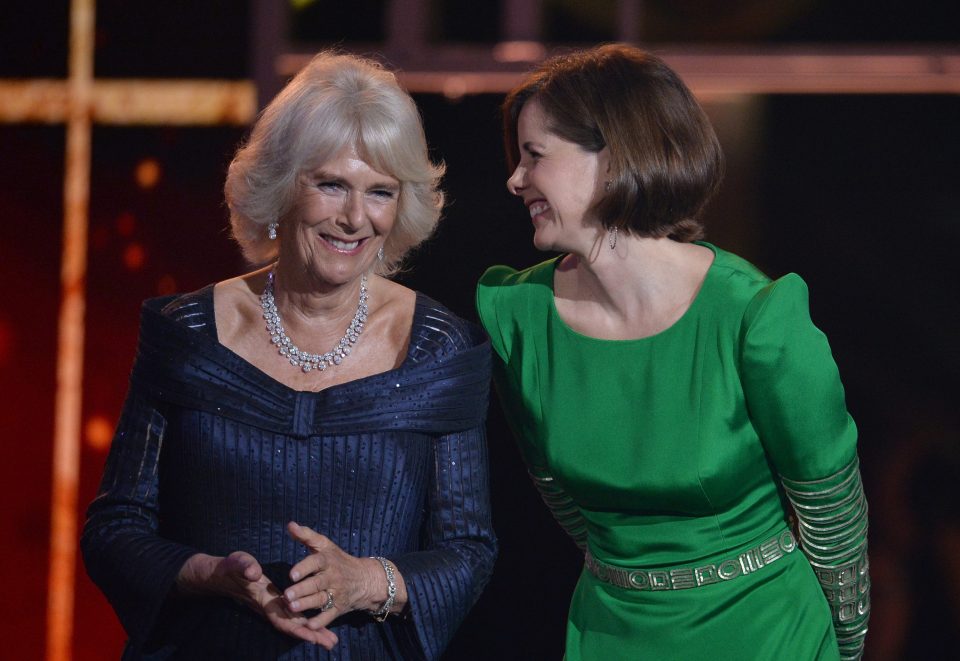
[81,286,496,660]
[476,243,858,660]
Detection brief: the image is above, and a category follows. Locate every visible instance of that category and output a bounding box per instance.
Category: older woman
[82,52,495,660]
[477,45,869,660]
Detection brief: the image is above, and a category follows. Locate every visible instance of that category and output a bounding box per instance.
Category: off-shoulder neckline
[161,288,448,396]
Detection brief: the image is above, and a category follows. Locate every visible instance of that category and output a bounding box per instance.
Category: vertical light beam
[47,1,94,659]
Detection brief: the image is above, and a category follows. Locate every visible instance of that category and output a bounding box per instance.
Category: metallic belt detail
[782,456,870,661]
[529,467,587,551]
[585,529,797,591]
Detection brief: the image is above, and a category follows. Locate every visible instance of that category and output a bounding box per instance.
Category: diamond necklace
[260,267,369,373]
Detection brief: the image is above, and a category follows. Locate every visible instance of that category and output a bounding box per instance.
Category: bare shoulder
[369,275,416,308]
[684,241,716,275]
[213,268,270,345]
[367,276,417,340]
[670,241,716,314]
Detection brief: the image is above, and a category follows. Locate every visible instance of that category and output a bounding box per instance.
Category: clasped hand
[177,521,386,650]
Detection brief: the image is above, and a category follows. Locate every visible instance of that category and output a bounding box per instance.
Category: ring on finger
[320,589,335,612]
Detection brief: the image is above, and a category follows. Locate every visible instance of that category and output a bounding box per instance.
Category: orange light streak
[46,1,94,660]
[0,79,257,125]
[273,48,960,96]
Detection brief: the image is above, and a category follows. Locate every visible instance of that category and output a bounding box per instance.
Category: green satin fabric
[477,243,857,660]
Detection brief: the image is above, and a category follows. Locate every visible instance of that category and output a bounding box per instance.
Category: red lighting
[116,211,136,237]
[84,415,113,451]
[122,242,146,270]
[0,319,12,366]
[157,274,177,295]
[135,158,162,189]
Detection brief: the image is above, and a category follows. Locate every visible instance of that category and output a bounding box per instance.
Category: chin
[531,230,557,253]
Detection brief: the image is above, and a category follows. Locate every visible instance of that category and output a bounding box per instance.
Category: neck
[566,235,686,313]
[272,259,368,323]
[260,264,370,373]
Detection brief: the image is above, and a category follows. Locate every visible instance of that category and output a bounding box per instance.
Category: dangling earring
[608,226,618,250]
[377,246,384,262]
[267,222,278,240]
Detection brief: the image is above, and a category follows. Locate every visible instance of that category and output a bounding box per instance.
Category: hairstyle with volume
[225,51,445,273]
[502,44,723,242]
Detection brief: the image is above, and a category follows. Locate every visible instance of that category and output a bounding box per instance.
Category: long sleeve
[740,274,869,660]
[80,352,201,655]
[526,467,588,552]
[476,262,590,553]
[477,262,589,554]
[781,459,869,660]
[388,424,497,660]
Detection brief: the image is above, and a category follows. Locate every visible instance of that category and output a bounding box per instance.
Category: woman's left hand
[283,521,402,630]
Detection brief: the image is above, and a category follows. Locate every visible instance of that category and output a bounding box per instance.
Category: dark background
[1,2,958,659]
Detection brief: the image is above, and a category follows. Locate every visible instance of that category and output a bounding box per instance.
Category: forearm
[528,465,587,551]
[386,425,496,659]
[175,553,225,596]
[781,456,870,660]
[388,540,494,659]
[81,517,199,648]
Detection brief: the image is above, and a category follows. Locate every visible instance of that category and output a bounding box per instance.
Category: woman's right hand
[176,552,339,650]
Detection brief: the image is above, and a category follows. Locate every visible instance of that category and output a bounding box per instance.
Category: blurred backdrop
[1,1,958,659]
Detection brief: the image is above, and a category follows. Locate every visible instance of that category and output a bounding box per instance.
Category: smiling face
[507,98,608,253]
[278,144,399,289]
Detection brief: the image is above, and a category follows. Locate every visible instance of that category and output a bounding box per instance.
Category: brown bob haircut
[502,44,723,242]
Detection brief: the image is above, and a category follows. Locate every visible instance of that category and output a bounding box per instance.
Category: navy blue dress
[81,286,496,660]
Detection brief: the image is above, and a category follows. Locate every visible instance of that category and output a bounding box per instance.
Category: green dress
[477,243,868,660]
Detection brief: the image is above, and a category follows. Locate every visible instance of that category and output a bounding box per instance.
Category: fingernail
[289,600,300,611]
[290,570,300,581]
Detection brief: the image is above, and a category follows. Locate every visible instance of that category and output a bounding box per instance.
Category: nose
[339,190,364,230]
[506,165,526,196]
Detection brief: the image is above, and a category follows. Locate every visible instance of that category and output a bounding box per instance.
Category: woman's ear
[598,146,612,175]
[597,147,612,190]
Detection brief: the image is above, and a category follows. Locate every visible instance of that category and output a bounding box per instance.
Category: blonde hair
[225,51,445,274]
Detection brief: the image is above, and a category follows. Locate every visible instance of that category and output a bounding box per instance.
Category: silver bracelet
[369,556,397,622]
